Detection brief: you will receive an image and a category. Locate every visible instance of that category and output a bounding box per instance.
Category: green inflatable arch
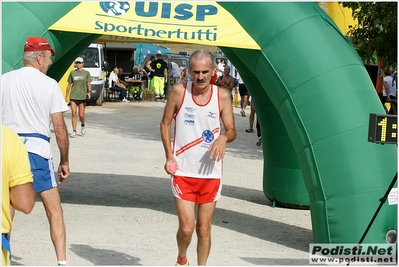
[3,2,396,244]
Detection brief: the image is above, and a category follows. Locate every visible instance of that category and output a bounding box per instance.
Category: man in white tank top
[160,50,236,265]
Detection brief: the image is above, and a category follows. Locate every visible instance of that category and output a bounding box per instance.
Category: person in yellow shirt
[2,125,35,265]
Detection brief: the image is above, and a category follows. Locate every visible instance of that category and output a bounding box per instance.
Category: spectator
[128,66,145,100]
[255,119,262,146]
[118,68,128,87]
[145,55,156,90]
[129,66,145,80]
[2,125,35,266]
[245,97,257,133]
[170,61,182,85]
[236,71,249,117]
[1,36,70,266]
[108,67,130,102]
[210,64,218,85]
[65,57,92,138]
[149,53,168,99]
[217,58,225,78]
[217,65,235,101]
[178,67,191,84]
[382,68,397,114]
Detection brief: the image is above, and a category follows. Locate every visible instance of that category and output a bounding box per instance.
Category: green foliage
[340,2,397,68]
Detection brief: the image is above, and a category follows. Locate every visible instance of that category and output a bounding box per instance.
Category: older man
[108,67,129,102]
[1,36,70,266]
[160,50,236,265]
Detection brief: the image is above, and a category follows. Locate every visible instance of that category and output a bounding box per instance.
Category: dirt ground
[10,101,313,266]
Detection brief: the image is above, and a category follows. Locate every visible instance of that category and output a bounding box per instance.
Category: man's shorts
[28,153,57,193]
[239,83,248,96]
[171,176,222,204]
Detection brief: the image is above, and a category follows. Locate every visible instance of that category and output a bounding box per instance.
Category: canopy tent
[48,1,260,50]
[2,1,396,244]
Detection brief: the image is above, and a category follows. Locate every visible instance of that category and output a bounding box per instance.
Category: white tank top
[173,82,223,179]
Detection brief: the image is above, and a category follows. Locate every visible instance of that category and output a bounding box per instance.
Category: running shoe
[256,137,262,146]
[81,125,86,136]
[175,262,189,266]
[175,256,189,265]
[122,98,130,103]
[70,131,77,138]
[245,128,254,133]
[240,110,246,117]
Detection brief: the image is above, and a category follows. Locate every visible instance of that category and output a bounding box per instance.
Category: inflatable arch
[3,2,396,244]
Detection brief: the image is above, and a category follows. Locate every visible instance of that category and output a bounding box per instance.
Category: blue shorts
[28,153,57,193]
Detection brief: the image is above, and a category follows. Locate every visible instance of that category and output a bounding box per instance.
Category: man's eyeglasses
[75,62,82,64]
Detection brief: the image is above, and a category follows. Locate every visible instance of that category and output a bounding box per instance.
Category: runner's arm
[51,112,70,182]
[160,83,184,174]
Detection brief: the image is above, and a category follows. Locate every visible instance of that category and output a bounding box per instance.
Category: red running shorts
[172,175,222,204]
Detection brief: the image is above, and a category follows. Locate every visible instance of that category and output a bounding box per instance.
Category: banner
[95,35,172,44]
[49,1,260,50]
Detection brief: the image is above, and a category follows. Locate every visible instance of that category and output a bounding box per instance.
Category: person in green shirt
[65,57,92,138]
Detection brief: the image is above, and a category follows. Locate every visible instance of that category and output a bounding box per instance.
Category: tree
[340,2,397,69]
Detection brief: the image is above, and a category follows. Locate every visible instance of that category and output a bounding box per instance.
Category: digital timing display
[368,114,397,144]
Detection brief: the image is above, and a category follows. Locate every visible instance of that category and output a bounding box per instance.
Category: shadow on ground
[70,244,141,265]
[58,172,313,253]
[72,104,265,161]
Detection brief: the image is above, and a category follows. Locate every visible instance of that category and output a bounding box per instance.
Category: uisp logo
[202,130,214,143]
[100,2,130,16]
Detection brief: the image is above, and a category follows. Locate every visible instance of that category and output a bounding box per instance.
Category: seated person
[128,66,145,100]
[128,66,144,80]
[108,67,129,102]
[118,68,128,87]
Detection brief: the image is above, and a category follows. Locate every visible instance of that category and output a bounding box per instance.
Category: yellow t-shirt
[2,125,33,265]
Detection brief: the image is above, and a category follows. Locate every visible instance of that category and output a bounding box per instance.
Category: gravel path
[10,101,313,266]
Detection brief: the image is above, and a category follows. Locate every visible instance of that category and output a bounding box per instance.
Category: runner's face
[189,57,213,90]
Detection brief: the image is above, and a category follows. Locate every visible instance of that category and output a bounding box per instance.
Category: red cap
[24,36,56,56]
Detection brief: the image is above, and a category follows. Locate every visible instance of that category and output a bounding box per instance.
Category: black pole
[357,172,397,245]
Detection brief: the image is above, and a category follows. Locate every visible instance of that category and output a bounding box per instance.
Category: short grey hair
[23,51,45,64]
[188,50,215,70]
